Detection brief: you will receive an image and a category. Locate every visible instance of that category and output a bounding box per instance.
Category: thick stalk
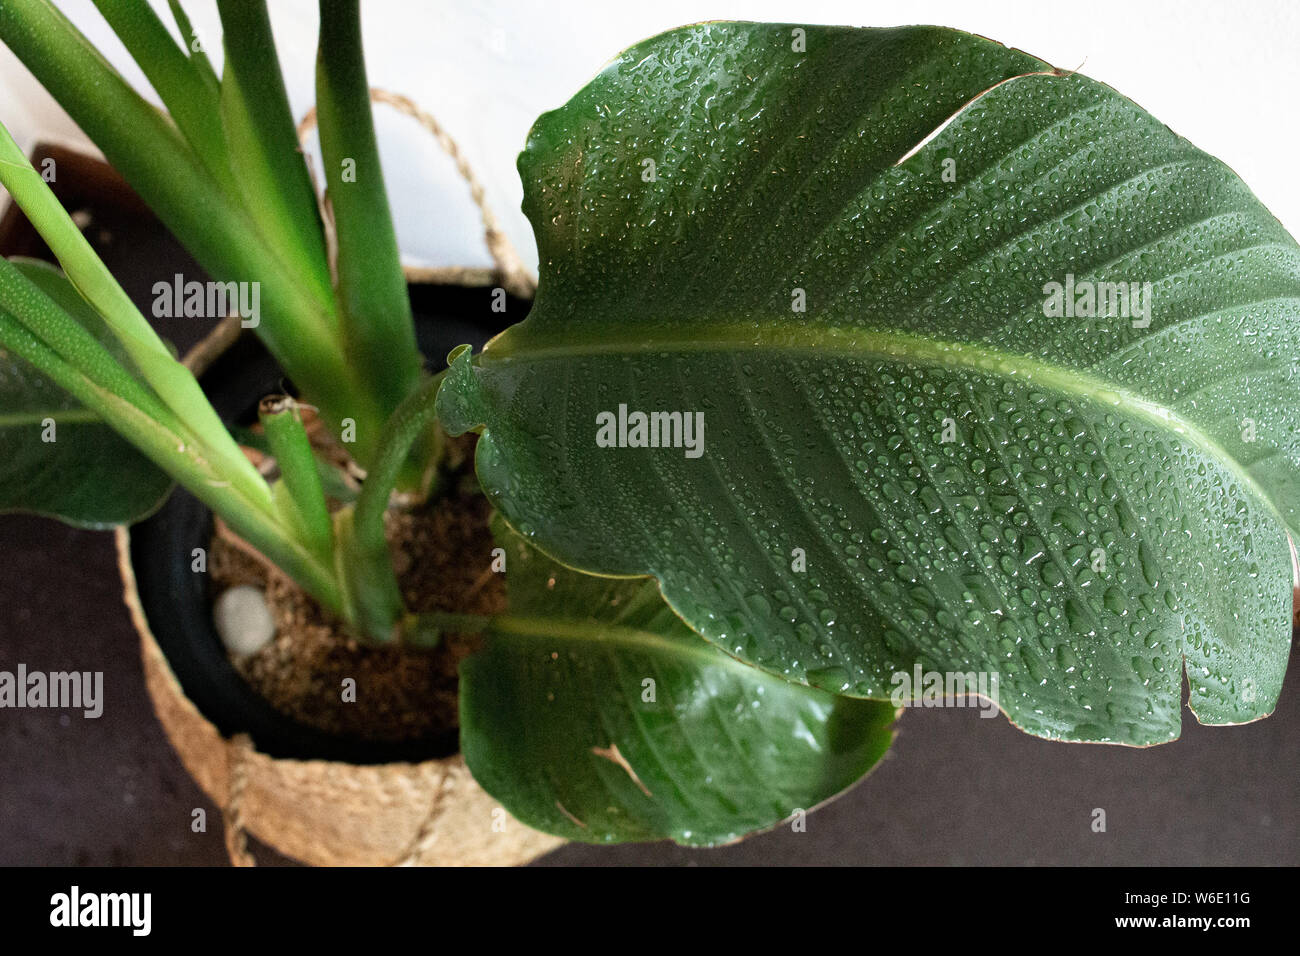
[0,0,388,463]
[165,0,220,90]
[89,0,232,190]
[215,0,334,312]
[0,309,342,612]
[0,258,176,427]
[259,395,334,563]
[315,0,422,424]
[337,372,444,643]
[0,121,267,503]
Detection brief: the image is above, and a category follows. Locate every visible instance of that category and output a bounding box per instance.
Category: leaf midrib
[490,612,774,677]
[486,320,1290,532]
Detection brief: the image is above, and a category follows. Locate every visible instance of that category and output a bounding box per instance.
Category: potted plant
[1,4,1296,865]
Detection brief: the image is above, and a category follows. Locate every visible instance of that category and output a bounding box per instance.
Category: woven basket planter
[116,531,563,866]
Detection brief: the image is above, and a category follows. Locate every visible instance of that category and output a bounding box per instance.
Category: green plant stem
[0,121,268,505]
[259,396,334,563]
[0,308,342,612]
[89,0,232,191]
[215,0,334,313]
[336,371,446,644]
[0,0,388,465]
[315,0,422,428]
[0,258,175,425]
[164,0,220,89]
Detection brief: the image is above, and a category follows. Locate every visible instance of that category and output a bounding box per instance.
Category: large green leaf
[0,259,173,527]
[439,23,1300,745]
[460,515,897,845]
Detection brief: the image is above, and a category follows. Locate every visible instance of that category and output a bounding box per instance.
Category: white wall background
[1,0,1297,276]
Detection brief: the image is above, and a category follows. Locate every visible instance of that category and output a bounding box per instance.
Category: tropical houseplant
[1,2,1296,864]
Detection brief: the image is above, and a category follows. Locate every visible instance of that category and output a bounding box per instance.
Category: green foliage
[461,515,897,844]
[440,23,1300,745]
[2,11,1297,847]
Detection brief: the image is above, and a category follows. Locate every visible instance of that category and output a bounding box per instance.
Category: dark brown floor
[1,171,1296,867]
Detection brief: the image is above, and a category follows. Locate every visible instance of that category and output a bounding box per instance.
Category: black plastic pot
[128,284,522,764]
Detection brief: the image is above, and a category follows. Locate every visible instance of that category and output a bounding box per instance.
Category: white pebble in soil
[214,585,276,657]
